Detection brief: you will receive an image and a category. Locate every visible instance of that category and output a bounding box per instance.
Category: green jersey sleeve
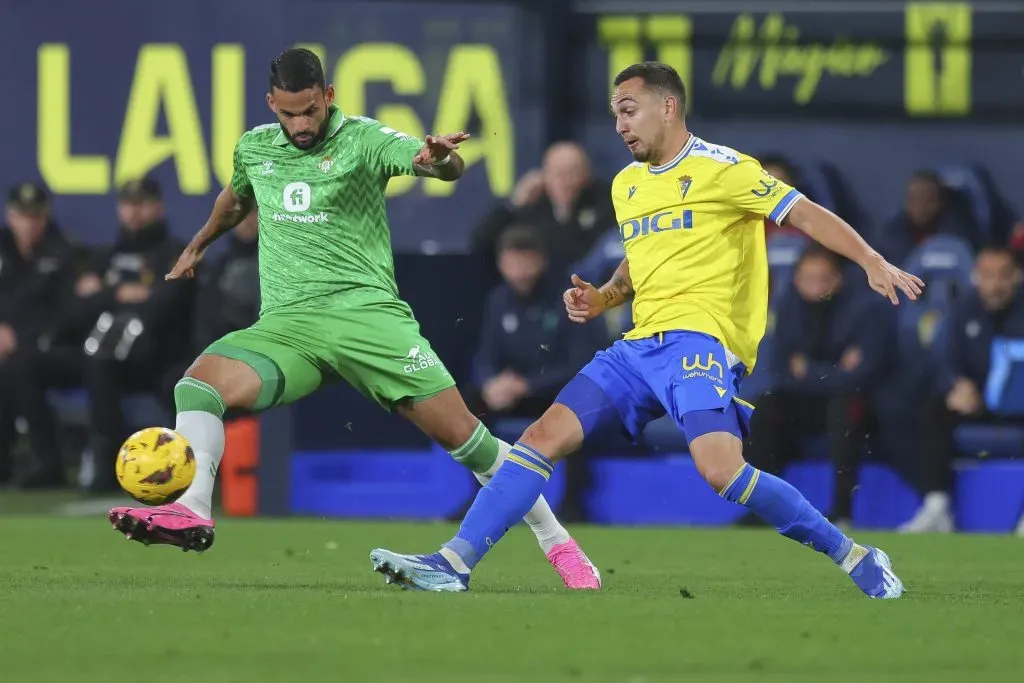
[230,135,254,198]
[358,118,425,178]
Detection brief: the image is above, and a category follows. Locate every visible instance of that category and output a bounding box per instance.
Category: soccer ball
[115,427,196,505]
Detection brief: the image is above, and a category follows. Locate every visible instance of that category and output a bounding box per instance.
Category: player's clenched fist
[564,274,605,324]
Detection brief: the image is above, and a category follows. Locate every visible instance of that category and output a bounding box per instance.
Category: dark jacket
[473,274,607,396]
[63,221,193,355]
[936,289,1024,396]
[191,233,260,353]
[874,209,980,268]
[471,180,617,273]
[773,285,895,394]
[0,223,79,348]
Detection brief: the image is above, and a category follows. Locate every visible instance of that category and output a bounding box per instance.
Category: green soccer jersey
[230,106,423,315]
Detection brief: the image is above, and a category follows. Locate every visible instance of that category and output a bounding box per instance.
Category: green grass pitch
[1,517,1022,682]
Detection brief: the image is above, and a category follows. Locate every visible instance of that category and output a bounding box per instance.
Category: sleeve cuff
[769,189,803,224]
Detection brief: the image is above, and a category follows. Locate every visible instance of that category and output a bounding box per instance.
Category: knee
[689,433,747,492]
[697,459,747,492]
[518,405,583,463]
[183,355,259,410]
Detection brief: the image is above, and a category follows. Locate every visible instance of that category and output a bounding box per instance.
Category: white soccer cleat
[849,546,905,599]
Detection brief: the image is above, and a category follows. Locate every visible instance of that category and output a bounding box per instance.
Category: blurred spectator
[875,170,981,267]
[75,178,195,492]
[467,227,607,420]
[163,212,261,412]
[0,183,81,486]
[744,246,895,525]
[900,247,1024,533]
[759,154,805,240]
[191,211,260,352]
[465,227,607,521]
[1009,221,1024,263]
[471,142,615,288]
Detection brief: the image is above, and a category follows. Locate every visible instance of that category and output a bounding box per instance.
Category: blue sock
[443,442,553,569]
[721,464,853,563]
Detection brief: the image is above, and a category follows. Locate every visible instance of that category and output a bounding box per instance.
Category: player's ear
[266,92,277,113]
[324,84,335,107]
[664,95,677,120]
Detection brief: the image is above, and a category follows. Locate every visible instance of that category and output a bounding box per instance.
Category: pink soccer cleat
[109,502,215,553]
[546,539,602,590]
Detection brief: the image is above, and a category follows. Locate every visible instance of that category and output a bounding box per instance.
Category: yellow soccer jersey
[613,135,803,371]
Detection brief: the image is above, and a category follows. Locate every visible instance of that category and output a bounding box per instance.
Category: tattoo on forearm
[603,274,634,305]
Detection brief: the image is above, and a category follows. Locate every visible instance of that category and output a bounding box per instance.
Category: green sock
[448,422,499,474]
[174,377,227,417]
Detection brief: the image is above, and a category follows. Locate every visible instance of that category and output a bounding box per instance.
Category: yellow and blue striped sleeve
[719,155,803,223]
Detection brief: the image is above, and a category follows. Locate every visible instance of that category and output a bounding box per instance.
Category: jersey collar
[648,134,696,175]
[272,105,346,147]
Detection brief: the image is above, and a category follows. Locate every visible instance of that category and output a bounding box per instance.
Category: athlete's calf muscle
[185,354,262,410]
[396,387,478,451]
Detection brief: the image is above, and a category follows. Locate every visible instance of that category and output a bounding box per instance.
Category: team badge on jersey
[262,160,274,175]
[677,175,692,202]
[319,156,335,173]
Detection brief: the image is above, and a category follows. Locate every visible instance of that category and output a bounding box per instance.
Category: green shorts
[205,298,454,411]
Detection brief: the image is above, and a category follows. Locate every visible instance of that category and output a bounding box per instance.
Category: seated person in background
[900,246,1024,533]
[72,178,195,492]
[744,246,895,526]
[0,183,81,487]
[467,227,608,421]
[162,212,261,413]
[471,142,615,288]
[875,170,981,267]
[466,227,608,521]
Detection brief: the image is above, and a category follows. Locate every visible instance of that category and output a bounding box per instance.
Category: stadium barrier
[281,446,1024,532]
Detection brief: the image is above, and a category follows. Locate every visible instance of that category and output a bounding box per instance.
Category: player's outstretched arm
[166,187,254,280]
[564,259,633,323]
[412,133,469,181]
[784,199,924,305]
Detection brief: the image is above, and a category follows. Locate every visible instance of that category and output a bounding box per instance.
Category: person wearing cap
[0,182,81,487]
[61,177,194,492]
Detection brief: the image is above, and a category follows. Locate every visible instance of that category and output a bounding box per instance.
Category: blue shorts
[554,331,754,446]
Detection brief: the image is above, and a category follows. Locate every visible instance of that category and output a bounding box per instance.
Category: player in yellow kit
[371,62,922,598]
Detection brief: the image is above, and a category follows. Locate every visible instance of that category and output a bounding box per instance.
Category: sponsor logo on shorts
[681,353,724,385]
[400,345,445,374]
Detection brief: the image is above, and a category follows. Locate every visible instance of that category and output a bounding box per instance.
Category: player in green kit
[109,48,601,590]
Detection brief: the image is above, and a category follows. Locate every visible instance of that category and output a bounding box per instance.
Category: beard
[629,146,650,162]
[283,119,329,150]
[625,138,652,162]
